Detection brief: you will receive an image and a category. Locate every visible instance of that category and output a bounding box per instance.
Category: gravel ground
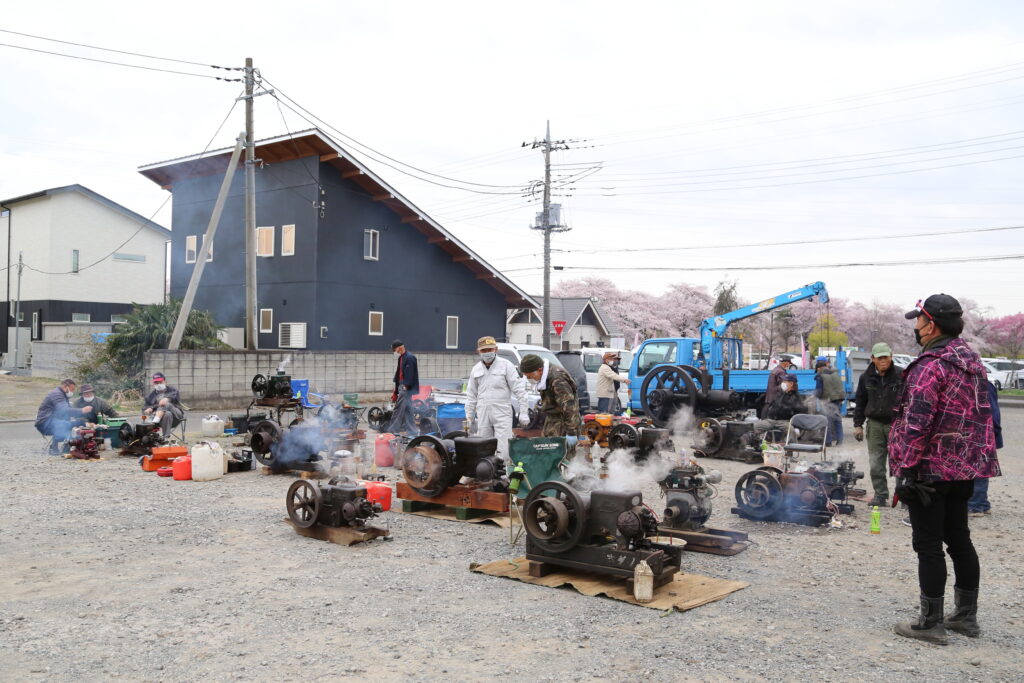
[1,412,1021,682]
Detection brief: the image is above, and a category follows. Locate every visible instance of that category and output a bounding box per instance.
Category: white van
[495,342,564,372]
[981,357,1024,390]
[580,348,632,412]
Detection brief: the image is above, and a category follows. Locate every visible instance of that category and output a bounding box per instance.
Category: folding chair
[169,403,189,442]
[783,413,829,461]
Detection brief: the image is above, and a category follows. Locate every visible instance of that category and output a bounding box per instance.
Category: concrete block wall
[144,349,476,408]
[30,341,86,379]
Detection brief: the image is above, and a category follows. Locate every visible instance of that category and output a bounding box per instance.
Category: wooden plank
[401,215,423,224]
[284,518,389,546]
[341,169,363,179]
[453,255,474,263]
[396,481,509,513]
[372,193,393,202]
[427,236,448,244]
[319,152,340,162]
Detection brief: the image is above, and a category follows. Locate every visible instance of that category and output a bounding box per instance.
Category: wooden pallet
[396,481,509,516]
[284,517,389,545]
[656,526,750,556]
[260,466,328,479]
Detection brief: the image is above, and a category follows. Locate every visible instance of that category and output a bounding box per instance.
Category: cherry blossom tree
[985,313,1024,359]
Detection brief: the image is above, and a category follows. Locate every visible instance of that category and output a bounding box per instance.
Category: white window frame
[282,224,295,256]
[71,249,80,274]
[113,253,146,263]
[111,314,128,324]
[257,226,275,257]
[202,235,213,262]
[259,308,273,333]
[71,313,91,323]
[368,311,384,336]
[320,326,328,339]
[278,322,307,349]
[363,229,379,261]
[32,311,40,340]
[185,235,197,264]
[445,316,459,349]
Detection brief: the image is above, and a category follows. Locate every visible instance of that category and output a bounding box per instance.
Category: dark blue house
[139,130,535,351]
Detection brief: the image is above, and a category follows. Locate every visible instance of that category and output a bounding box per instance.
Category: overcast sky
[3,1,1024,316]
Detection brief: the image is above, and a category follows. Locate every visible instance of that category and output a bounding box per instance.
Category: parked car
[892,354,915,369]
[580,348,632,412]
[496,342,564,372]
[555,351,591,414]
[982,357,1024,390]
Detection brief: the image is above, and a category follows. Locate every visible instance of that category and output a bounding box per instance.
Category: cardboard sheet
[470,557,748,611]
[404,507,511,528]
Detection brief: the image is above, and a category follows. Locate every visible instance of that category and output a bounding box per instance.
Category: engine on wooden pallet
[401,434,507,497]
[692,417,766,463]
[286,476,382,530]
[68,426,100,460]
[732,460,865,526]
[606,423,672,462]
[250,419,327,472]
[524,480,683,585]
[117,422,166,455]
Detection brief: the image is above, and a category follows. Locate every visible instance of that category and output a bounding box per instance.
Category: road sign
[552,320,566,336]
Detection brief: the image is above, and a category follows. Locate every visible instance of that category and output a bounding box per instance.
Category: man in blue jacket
[386,340,419,436]
[35,379,93,455]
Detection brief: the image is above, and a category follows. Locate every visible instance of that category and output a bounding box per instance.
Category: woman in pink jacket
[889,294,1000,645]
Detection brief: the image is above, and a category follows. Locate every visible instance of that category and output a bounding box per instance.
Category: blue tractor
[627,281,853,428]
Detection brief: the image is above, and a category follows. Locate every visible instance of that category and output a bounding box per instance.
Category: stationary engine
[606,424,672,462]
[68,426,100,460]
[732,460,865,526]
[250,419,327,471]
[118,422,166,455]
[692,417,765,463]
[524,480,683,584]
[286,477,382,530]
[251,371,293,400]
[660,462,723,531]
[401,435,506,497]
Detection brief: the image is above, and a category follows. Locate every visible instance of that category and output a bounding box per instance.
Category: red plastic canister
[361,480,393,511]
[374,434,396,467]
[172,455,192,481]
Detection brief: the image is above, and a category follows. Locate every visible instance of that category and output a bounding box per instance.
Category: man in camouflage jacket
[519,354,582,437]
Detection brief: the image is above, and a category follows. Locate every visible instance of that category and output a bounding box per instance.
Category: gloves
[854,426,864,442]
[894,477,936,507]
[518,413,530,427]
[391,391,398,402]
[565,436,579,447]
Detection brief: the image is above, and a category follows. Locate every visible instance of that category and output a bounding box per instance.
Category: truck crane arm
[698,281,829,360]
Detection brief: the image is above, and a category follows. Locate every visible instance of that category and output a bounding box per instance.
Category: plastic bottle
[633,560,654,603]
[201,416,225,437]
[870,506,881,534]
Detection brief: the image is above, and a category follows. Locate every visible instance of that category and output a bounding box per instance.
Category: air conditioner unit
[278,322,307,349]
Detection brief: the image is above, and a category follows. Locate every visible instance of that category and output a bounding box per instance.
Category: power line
[21,93,245,276]
[0,41,243,81]
[0,27,240,70]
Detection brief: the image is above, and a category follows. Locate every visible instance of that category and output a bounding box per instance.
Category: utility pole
[13,252,23,368]
[244,57,258,350]
[528,121,570,350]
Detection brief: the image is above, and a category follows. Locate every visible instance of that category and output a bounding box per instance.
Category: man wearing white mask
[73,384,119,423]
[754,373,807,440]
[465,336,529,463]
[35,378,93,455]
[143,372,184,437]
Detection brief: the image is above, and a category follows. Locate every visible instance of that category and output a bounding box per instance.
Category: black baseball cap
[905,294,963,321]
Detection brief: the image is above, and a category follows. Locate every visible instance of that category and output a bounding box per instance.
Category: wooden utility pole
[168,135,246,350]
[244,57,258,350]
[528,121,570,350]
[12,252,23,368]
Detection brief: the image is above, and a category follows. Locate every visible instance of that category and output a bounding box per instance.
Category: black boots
[944,587,980,637]
[866,494,888,507]
[894,594,948,645]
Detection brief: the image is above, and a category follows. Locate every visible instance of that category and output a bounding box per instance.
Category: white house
[506,297,624,350]
[0,184,170,366]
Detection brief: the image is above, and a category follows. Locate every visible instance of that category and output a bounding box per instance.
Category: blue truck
[626,281,853,427]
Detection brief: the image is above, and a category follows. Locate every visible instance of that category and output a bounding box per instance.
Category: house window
[363,229,379,261]
[111,314,128,324]
[282,224,295,256]
[320,326,328,339]
[278,322,307,349]
[71,249,80,273]
[185,236,197,264]
[259,309,273,333]
[368,311,383,336]
[32,312,39,340]
[72,313,91,323]
[526,334,532,344]
[113,253,146,263]
[445,316,459,349]
[257,226,275,257]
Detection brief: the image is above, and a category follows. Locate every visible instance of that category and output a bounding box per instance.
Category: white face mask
[154,383,166,392]
[83,396,95,403]
[64,390,75,398]
[780,382,791,392]
[480,351,496,363]
[393,351,402,358]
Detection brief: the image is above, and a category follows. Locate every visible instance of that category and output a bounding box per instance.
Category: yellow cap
[477,336,498,350]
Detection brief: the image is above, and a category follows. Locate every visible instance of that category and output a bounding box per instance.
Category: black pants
[907,480,979,597]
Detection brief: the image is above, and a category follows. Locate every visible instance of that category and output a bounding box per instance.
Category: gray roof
[524,297,622,336]
[0,184,170,236]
